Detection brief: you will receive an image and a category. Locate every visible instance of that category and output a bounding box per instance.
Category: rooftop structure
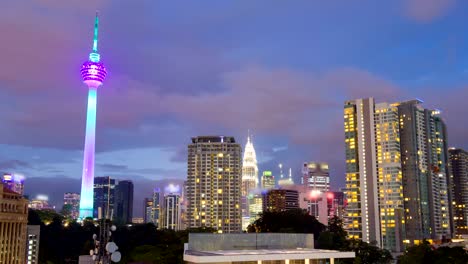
[183,233,355,263]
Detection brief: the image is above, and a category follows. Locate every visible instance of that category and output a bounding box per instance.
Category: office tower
[27,225,40,264]
[344,98,381,246]
[374,102,405,252]
[398,100,450,241]
[186,136,242,233]
[115,180,134,224]
[262,189,299,212]
[242,133,258,196]
[152,188,161,227]
[448,148,468,235]
[0,183,28,263]
[143,198,154,223]
[2,173,25,195]
[63,192,80,219]
[162,194,180,230]
[29,195,52,210]
[93,176,115,219]
[261,171,275,190]
[302,162,330,192]
[79,13,108,219]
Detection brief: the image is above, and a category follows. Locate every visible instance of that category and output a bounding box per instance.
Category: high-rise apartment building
[398,100,450,241]
[0,183,28,263]
[162,194,180,230]
[344,98,381,247]
[143,198,153,224]
[63,192,80,219]
[2,173,25,196]
[26,225,40,264]
[93,176,115,219]
[186,136,242,233]
[262,189,299,212]
[261,171,275,190]
[115,180,134,224]
[374,102,405,252]
[448,148,468,235]
[344,98,451,252]
[302,162,330,192]
[152,188,161,227]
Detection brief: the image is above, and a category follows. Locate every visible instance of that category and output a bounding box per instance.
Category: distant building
[162,194,180,230]
[63,192,80,219]
[0,183,28,263]
[449,148,468,235]
[242,134,258,196]
[263,189,299,212]
[115,180,134,224]
[248,193,263,222]
[93,176,116,219]
[186,136,242,233]
[179,181,188,230]
[2,173,25,196]
[132,217,144,224]
[301,162,330,192]
[260,171,275,190]
[143,198,153,224]
[27,225,40,264]
[29,195,53,210]
[152,188,161,227]
[278,168,294,187]
[329,191,346,220]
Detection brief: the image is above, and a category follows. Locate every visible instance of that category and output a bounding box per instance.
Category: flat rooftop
[185,248,355,263]
[184,233,355,263]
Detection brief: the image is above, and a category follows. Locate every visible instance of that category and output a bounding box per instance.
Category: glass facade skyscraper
[115,180,134,224]
[93,176,115,219]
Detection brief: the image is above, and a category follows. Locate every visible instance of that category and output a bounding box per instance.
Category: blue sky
[1,0,467,216]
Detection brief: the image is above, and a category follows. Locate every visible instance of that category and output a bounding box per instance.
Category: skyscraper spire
[242,132,259,196]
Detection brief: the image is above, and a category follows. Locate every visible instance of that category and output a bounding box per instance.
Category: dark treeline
[29,208,467,264]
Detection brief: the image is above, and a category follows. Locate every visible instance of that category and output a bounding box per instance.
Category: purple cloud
[404,0,456,23]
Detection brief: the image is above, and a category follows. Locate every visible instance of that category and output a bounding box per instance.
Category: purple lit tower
[79,13,107,219]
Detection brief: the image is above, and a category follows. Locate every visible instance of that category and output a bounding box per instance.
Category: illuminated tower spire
[79,13,108,219]
[242,131,259,196]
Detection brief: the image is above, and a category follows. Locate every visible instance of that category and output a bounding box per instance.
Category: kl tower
[79,13,107,219]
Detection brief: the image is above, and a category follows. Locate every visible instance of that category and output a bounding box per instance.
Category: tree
[247,209,326,239]
[60,204,73,219]
[397,241,433,264]
[317,216,349,250]
[346,239,393,264]
[398,242,468,264]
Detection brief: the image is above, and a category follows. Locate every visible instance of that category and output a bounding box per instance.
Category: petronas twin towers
[242,134,259,196]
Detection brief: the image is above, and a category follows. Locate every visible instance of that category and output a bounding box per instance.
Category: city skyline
[1,2,468,216]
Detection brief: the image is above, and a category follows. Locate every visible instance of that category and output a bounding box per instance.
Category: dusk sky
[1,0,468,216]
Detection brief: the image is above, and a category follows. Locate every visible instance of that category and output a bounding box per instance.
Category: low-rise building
[183,233,355,264]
